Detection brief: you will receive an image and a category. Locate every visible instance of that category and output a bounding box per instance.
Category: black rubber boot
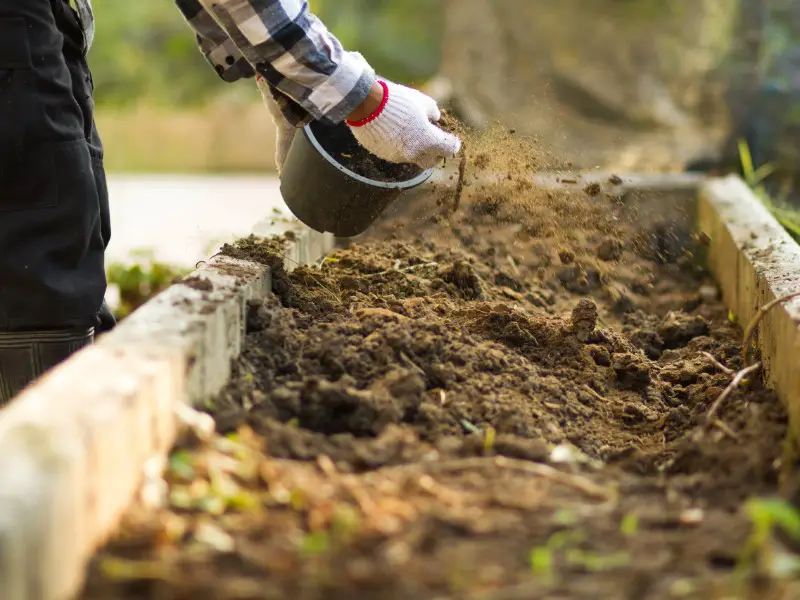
[0,328,94,404]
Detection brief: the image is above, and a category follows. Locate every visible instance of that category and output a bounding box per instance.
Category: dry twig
[362,262,439,279]
[711,418,741,441]
[582,385,607,403]
[281,251,344,304]
[382,456,612,501]
[741,291,800,364]
[451,144,468,215]
[705,362,762,424]
[317,455,380,515]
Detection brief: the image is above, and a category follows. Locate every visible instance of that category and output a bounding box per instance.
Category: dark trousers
[0,0,112,332]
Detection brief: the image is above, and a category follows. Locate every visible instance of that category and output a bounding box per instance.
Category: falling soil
[83,130,792,600]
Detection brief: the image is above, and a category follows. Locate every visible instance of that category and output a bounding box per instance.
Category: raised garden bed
[1,165,800,599]
[82,170,799,598]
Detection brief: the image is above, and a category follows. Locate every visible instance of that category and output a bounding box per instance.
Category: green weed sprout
[738,140,800,243]
[739,498,800,579]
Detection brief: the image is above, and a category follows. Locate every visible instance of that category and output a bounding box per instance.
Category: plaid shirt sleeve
[175,0,375,126]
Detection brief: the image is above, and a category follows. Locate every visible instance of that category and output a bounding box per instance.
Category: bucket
[279,119,433,238]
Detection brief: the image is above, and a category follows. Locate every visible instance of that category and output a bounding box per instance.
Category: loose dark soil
[83,137,792,599]
[218,234,291,266]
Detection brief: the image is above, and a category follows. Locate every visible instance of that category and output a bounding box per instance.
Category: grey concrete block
[700,176,800,430]
[0,416,88,600]
[98,225,335,408]
[99,256,269,406]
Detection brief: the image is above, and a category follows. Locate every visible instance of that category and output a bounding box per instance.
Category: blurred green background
[88,0,800,190]
[90,0,441,107]
[89,0,442,172]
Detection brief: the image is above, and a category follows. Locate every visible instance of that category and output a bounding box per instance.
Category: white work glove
[346,79,461,169]
[257,52,376,177]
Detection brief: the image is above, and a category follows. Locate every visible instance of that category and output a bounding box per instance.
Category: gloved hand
[346,79,461,169]
[257,52,376,177]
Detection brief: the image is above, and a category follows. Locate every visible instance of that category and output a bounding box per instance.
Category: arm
[175,0,254,84]
[176,0,460,169]
[185,0,376,125]
[175,0,313,126]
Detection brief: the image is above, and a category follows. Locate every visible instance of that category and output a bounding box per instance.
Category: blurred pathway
[105,174,287,268]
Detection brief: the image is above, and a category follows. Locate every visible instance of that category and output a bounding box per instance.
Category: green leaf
[530,546,554,578]
[300,531,330,557]
[483,426,497,454]
[747,498,800,540]
[738,139,756,183]
[331,504,362,540]
[751,163,778,185]
[554,510,577,526]
[620,513,639,537]
[168,450,196,481]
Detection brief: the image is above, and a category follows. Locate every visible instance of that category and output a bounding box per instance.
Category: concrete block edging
[699,175,800,431]
[0,225,334,600]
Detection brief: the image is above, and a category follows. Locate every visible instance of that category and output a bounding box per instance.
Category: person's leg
[0,0,111,403]
[0,329,94,401]
[55,0,115,335]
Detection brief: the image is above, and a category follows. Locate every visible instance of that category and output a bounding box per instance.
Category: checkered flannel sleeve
[175,0,375,126]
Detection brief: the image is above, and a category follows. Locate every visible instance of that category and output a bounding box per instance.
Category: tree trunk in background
[439,0,738,170]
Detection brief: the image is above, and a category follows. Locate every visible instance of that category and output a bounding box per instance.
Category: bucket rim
[302,124,434,190]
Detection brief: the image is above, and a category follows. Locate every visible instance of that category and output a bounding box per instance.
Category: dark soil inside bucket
[82,141,793,600]
[308,120,422,183]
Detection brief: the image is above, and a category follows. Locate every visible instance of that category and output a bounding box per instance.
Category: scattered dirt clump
[570,298,598,342]
[179,275,214,292]
[609,174,624,185]
[219,233,290,266]
[584,182,602,196]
